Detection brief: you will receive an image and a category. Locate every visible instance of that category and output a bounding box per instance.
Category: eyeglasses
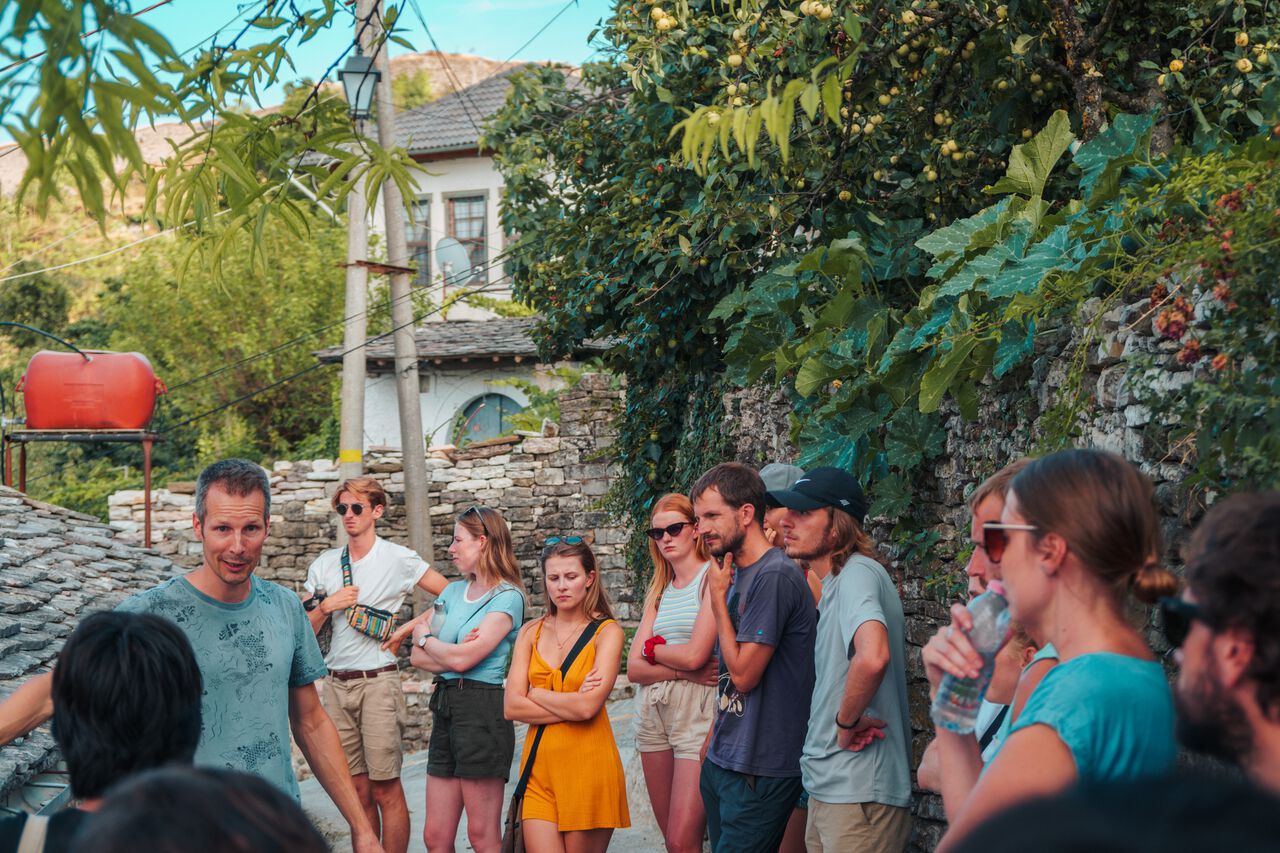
[646,521,690,541]
[1159,596,1212,649]
[335,503,366,516]
[544,536,584,547]
[981,522,1040,563]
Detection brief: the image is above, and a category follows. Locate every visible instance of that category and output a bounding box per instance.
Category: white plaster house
[321,66,607,452]
[314,318,607,451]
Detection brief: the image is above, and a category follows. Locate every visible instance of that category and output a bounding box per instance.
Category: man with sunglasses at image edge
[691,463,817,853]
[1163,491,1280,796]
[302,477,449,853]
[769,467,911,853]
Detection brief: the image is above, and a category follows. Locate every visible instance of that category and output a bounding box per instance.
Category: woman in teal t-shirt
[405,506,527,853]
[924,449,1180,851]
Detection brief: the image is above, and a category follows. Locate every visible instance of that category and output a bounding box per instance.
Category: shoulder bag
[501,617,604,853]
[340,546,399,642]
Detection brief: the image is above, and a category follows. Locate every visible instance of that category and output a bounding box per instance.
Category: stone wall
[108,373,630,753]
[722,298,1201,852]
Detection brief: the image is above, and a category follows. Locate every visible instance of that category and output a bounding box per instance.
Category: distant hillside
[0,51,520,197]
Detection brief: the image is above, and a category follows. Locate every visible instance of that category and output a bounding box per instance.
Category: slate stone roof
[396,66,524,154]
[313,317,611,368]
[0,486,180,802]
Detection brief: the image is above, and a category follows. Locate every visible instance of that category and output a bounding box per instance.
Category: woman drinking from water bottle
[505,537,630,853]
[924,449,1179,851]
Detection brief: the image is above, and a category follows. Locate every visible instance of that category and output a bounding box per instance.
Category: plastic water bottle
[428,599,447,635]
[930,581,1012,734]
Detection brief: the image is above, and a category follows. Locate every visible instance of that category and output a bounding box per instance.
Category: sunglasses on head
[461,505,492,536]
[980,522,1040,563]
[335,503,366,516]
[1158,596,1212,649]
[646,521,690,541]
[544,535,584,547]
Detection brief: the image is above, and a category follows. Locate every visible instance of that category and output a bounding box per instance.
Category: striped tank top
[652,561,710,644]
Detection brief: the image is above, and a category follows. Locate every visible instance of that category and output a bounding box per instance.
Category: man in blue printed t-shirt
[0,459,385,853]
[692,462,816,853]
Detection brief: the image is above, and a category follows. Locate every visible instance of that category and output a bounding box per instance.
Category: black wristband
[835,712,861,730]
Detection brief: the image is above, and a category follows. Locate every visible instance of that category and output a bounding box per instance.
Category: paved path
[302,692,664,852]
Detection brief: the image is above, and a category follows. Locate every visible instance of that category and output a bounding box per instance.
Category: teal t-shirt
[434,580,525,685]
[117,575,327,801]
[984,643,1059,760]
[801,554,912,807]
[1002,652,1176,782]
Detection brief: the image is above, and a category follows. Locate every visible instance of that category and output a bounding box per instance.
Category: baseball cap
[767,466,869,523]
[760,463,805,507]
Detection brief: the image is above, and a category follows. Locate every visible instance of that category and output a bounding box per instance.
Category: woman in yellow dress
[505,538,630,852]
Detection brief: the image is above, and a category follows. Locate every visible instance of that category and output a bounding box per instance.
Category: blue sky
[1,0,615,141]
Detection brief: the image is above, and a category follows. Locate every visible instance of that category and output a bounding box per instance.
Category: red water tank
[17,351,167,430]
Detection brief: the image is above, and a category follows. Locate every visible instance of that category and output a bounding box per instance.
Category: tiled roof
[0,487,180,802]
[313,317,610,366]
[395,66,525,154]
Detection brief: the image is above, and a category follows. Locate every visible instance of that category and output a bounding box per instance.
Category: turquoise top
[984,643,1059,760]
[434,580,525,685]
[1001,652,1176,782]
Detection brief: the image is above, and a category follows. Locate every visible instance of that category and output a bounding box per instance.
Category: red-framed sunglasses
[980,522,1040,563]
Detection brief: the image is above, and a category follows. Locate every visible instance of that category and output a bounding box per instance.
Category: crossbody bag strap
[977,704,1010,752]
[512,617,605,798]
[340,546,354,588]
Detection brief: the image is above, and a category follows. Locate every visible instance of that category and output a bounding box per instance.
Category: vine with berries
[486,0,1280,592]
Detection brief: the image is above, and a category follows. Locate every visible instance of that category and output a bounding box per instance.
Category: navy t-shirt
[706,547,816,778]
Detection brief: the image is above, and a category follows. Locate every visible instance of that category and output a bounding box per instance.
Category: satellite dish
[435,237,475,288]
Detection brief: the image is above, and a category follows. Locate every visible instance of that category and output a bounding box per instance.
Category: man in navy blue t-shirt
[692,463,816,852]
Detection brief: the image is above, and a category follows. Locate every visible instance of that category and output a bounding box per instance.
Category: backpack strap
[512,618,605,798]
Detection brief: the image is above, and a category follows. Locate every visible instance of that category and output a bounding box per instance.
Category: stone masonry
[108,374,630,753]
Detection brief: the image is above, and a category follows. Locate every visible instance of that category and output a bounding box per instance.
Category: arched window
[452,393,525,445]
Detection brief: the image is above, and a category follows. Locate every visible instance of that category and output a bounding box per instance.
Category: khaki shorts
[805,798,910,853]
[323,670,407,781]
[635,680,715,760]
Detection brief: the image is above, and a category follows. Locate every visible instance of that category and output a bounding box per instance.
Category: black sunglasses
[646,521,690,541]
[981,522,1040,563]
[461,505,492,537]
[335,503,366,516]
[1158,597,1212,649]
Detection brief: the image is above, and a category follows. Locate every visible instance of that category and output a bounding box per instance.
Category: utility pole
[365,0,434,564]
[337,135,369,494]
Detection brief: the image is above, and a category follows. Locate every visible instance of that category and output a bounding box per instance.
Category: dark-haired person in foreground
[0,611,202,853]
[78,766,329,853]
[0,459,383,853]
[692,463,816,853]
[1166,491,1280,796]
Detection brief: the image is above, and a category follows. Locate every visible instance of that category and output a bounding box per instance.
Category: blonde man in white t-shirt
[303,477,449,853]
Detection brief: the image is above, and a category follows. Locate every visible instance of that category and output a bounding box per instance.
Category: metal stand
[2,430,161,548]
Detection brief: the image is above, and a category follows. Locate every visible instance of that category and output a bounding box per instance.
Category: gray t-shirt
[707,547,816,778]
[801,554,911,806]
[117,574,327,800]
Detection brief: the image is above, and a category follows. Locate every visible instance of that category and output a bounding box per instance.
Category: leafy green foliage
[2,1,418,269]
[0,266,71,349]
[392,68,436,110]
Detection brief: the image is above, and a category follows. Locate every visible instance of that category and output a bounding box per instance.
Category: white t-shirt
[304,537,430,671]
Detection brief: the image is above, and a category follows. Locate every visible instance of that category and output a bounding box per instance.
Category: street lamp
[338,50,380,120]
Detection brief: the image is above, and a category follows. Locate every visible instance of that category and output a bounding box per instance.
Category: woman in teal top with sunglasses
[923,450,1179,851]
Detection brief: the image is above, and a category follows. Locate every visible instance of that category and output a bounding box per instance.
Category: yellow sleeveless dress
[519,618,631,831]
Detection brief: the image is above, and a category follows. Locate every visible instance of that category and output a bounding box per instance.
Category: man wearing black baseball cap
[771,467,912,853]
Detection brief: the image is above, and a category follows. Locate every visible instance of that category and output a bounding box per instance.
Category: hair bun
[1130,559,1180,605]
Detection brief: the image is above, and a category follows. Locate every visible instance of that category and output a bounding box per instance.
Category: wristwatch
[415,632,433,648]
[304,596,321,612]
